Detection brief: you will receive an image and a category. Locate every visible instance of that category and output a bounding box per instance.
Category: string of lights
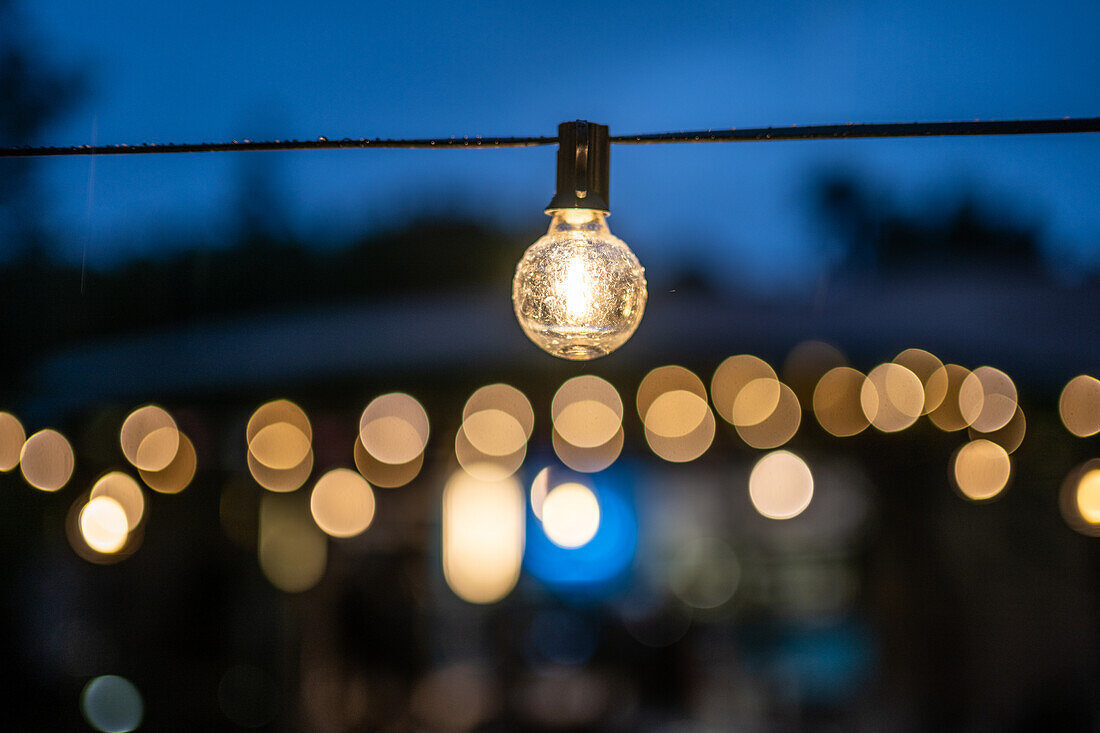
[1,116,1098,157]
[4,116,1098,361]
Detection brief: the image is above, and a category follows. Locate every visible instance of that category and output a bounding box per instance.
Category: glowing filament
[560,257,593,321]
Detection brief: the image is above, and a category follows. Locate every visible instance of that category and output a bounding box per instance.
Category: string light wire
[1,117,1097,157]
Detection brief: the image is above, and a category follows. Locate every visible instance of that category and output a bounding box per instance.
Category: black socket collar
[545,120,610,214]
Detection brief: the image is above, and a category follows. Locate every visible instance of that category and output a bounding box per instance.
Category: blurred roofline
[23,271,1099,419]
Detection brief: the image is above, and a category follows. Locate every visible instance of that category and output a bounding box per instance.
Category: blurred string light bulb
[513,121,647,360]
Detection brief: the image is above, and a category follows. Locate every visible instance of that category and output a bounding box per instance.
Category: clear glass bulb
[512,209,647,360]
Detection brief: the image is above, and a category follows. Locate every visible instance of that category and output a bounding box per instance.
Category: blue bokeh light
[523,462,638,599]
[80,675,144,733]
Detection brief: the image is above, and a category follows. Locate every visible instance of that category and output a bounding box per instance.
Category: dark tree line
[813,172,1042,273]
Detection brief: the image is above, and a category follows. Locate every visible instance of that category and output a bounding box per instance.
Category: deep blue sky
[18,0,1100,288]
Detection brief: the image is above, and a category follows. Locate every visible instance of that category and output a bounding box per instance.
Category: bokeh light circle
[552,426,623,473]
[541,482,601,549]
[360,416,423,465]
[637,366,709,436]
[748,450,814,519]
[861,363,924,433]
[139,432,197,494]
[67,492,143,564]
[0,411,26,471]
[968,405,1026,454]
[735,382,801,449]
[463,384,534,439]
[1076,470,1100,525]
[456,427,526,481]
[1059,460,1100,537]
[20,428,75,491]
[667,536,741,609]
[359,393,430,465]
[248,447,314,493]
[732,377,782,428]
[80,675,144,733]
[645,408,715,463]
[959,366,1018,433]
[79,496,130,554]
[893,348,947,413]
[711,354,777,425]
[553,376,623,449]
[928,365,974,432]
[952,439,1011,501]
[813,367,870,437]
[310,468,376,538]
[249,422,311,470]
[461,409,527,456]
[246,399,312,444]
[90,472,145,531]
[120,405,180,472]
[353,436,423,488]
[1059,375,1100,437]
[645,390,709,438]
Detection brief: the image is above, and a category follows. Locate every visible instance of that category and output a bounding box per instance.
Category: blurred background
[1,0,1098,730]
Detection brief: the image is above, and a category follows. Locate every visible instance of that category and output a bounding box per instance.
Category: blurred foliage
[814,172,1042,273]
[0,219,521,387]
[0,168,1054,395]
[0,0,84,242]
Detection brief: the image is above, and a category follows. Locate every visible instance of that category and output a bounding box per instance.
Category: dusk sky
[17,0,1100,288]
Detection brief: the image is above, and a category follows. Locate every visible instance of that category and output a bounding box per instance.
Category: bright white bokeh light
[541,482,600,549]
[90,472,145,531]
[748,450,814,520]
[442,470,525,604]
[1077,469,1100,524]
[79,496,129,554]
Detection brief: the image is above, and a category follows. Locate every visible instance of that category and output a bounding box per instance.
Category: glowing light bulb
[511,121,647,360]
[513,209,646,360]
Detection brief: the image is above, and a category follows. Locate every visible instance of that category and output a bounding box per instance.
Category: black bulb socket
[545,120,610,214]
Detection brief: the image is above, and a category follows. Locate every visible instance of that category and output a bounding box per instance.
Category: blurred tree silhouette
[0,0,84,396]
[813,172,1042,274]
[0,0,82,246]
[0,168,1057,396]
[0,217,523,388]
